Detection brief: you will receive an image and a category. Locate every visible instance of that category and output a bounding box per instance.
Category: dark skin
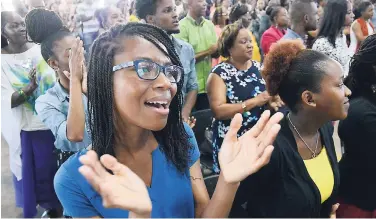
[287,61,351,160]
[46,35,87,142]
[207,29,276,121]
[1,12,36,108]
[146,0,198,125]
[187,0,218,62]
[290,2,319,39]
[352,5,375,42]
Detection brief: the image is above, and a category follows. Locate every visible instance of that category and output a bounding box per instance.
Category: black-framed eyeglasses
[112,59,183,83]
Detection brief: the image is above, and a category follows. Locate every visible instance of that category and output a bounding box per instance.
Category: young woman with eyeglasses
[54,22,284,218]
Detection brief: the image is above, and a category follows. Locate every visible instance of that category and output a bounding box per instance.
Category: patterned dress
[211,61,266,173]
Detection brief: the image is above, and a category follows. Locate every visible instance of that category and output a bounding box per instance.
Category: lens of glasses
[165,65,183,83]
[137,61,159,80]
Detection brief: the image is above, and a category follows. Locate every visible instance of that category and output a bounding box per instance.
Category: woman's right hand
[23,68,38,95]
[255,91,271,107]
[79,150,152,216]
[67,37,85,82]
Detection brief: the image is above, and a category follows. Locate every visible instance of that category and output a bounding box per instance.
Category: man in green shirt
[174,0,218,101]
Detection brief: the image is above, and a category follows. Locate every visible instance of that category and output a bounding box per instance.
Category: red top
[261,26,286,55]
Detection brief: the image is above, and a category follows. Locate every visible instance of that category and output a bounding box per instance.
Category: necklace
[287,114,320,158]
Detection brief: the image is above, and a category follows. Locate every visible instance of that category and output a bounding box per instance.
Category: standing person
[372,0,376,26]
[54,22,284,218]
[1,11,60,218]
[282,0,319,44]
[230,39,351,217]
[337,34,376,218]
[229,3,262,62]
[260,6,289,55]
[313,0,354,76]
[349,0,374,53]
[212,7,229,66]
[75,0,100,52]
[174,0,218,110]
[25,9,91,164]
[207,22,282,173]
[95,6,125,35]
[135,0,198,125]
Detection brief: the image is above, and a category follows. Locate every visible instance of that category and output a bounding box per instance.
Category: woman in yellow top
[228,3,261,62]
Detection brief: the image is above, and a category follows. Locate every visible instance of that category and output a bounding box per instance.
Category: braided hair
[87,22,191,173]
[25,8,71,62]
[345,34,376,101]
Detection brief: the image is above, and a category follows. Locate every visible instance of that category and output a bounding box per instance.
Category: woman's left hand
[268,95,284,111]
[219,110,283,184]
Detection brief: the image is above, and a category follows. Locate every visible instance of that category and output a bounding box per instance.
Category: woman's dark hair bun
[266,6,275,16]
[25,8,65,44]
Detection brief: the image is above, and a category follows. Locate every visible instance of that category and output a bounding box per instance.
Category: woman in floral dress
[207,22,282,173]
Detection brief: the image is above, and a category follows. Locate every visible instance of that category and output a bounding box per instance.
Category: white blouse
[312,35,353,77]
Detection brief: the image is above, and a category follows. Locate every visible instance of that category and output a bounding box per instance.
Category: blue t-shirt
[54,124,200,218]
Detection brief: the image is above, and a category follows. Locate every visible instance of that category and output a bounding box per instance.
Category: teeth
[146,101,168,105]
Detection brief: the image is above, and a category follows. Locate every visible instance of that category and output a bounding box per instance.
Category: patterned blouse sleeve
[211,64,227,80]
[312,38,330,54]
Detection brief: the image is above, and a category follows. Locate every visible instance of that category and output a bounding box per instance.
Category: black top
[230,117,339,218]
[338,97,376,211]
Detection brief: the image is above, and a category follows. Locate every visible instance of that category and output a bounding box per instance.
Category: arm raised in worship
[66,38,86,142]
[191,111,283,218]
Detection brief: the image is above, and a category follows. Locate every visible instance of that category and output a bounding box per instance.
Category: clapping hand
[65,37,85,82]
[23,68,38,95]
[79,151,152,216]
[219,110,283,184]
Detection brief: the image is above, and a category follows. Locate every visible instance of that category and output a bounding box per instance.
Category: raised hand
[78,150,152,215]
[65,37,85,81]
[23,68,38,95]
[219,110,283,184]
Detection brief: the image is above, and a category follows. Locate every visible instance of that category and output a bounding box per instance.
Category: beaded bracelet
[18,90,28,100]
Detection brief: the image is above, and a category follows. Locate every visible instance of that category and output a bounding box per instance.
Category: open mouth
[145,101,168,109]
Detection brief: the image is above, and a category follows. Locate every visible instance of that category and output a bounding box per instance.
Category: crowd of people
[1,0,376,218]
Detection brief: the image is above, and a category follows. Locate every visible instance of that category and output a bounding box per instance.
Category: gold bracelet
[241,102,247,113]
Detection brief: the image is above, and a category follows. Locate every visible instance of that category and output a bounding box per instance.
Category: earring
[371,84,376,93]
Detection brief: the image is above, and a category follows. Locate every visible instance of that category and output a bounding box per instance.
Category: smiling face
[112,36,178,131]
[105,6,125,29]
[312,60,352,121]
[2,13,27,46]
